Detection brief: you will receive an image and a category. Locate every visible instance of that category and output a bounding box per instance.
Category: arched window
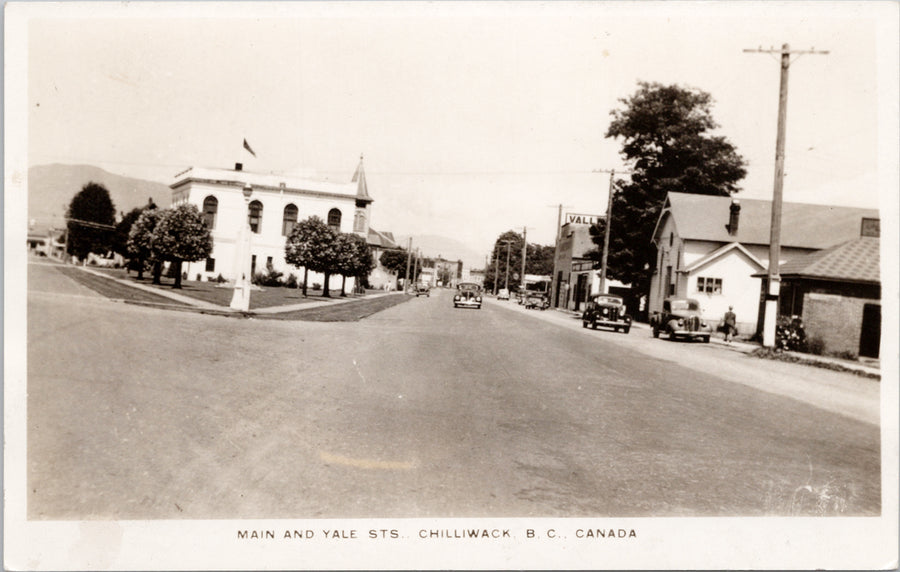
[202,196,218,229]
[327,208,342,231]
[248,200,263,234]
[282,204,298,236]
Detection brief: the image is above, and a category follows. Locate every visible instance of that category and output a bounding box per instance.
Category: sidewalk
[485,295,880,378]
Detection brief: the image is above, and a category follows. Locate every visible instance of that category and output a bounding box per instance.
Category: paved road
[26,263,880,519]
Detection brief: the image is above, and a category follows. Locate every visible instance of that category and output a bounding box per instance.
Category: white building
[649,192,879,334]
[170,158,377,289]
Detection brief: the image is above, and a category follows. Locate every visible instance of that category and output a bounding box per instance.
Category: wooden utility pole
[520,227,528,292]
[744,44,829,347]
[492,244,500,295]
[503,240,512,290]
[549,204,567,307]
[404,237,412,292]
[592,169,634,295]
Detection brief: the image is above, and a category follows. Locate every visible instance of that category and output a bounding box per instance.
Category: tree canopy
[152,204,214,288]
[285,216,339,296]
[126,207,165,281]
[590,81,747,296]
[483,231,554,293]
[333,233,373,295]
[66,182,116,259]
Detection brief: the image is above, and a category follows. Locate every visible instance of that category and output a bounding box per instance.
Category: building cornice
[171,176,373,203]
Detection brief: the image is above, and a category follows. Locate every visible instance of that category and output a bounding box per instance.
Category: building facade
[649,192,879,335]
[170,158,381,289]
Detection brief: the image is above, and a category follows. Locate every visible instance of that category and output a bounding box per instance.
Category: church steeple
[352,154,372,202]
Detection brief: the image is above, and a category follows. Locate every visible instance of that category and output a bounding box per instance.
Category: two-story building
[649,192,879,335]
[170,157,392,290]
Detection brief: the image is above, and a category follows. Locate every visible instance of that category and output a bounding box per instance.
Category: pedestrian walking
[724,306,737,343]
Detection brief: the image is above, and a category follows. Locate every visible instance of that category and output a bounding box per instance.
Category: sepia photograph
[4,1,898,569]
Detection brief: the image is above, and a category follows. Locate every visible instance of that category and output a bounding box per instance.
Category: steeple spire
[352,154,371,200]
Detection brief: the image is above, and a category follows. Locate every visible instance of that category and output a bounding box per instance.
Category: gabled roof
[367,227,399,249]
[778,236,880,284]
[682,241,766,273]
[655,192,879,250]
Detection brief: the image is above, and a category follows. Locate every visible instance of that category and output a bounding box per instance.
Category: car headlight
[677,319,684,327]
[701,321,707,327]
[454,295,460,301]
[476,296,482,302]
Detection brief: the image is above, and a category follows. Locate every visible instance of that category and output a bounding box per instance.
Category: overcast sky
[17,1,898,256]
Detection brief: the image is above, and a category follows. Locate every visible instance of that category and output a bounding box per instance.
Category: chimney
[235,163,243,171]
[727,199,741,236]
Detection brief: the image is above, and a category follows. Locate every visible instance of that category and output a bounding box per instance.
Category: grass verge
[257,293,411,321]
[750,348,880,380]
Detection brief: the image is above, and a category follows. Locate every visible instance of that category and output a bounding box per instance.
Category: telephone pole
[404,237,412,292]
[745,44,829,347]
[548,203,570,308]
[593,169,634,295]
[520,226,528,293]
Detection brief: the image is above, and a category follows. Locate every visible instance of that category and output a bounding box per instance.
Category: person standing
[724,306,737,343]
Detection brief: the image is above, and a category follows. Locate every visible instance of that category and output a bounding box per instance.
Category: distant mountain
[28,164,171,224]
[395,234,487,270]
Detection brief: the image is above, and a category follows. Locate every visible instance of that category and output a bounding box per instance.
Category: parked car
[582,293,631,333]
[649,297,711,342]
[524,293,549,310]
[497,288,510,300]
[415,283,430,297]
[454,282,483,309]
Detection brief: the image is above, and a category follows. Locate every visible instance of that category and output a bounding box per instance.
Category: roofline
[171,176,367,203]
[650,195,673,245]
[682,242,766,273]
[751,271,880,286]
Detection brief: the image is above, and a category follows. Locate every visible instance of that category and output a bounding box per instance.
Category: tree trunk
[340,275,347,297]
[136,257,144,280]
[152,260,162,285]
[172,259,183,289]
[302,268,308,297]
[322,273,331,297]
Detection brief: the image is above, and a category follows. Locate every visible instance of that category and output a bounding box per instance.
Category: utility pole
[520,226,528,294]
[745,44,828,347]
[404,237,412,292]
[549,203,569,307]
[413,248,420,286]
[492,244,500,295]
[593,169,634,295]
[503,240,513,290]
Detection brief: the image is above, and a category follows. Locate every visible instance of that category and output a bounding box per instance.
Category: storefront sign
[565,213,602,226]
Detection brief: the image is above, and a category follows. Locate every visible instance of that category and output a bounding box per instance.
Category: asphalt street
[26,262,881,519]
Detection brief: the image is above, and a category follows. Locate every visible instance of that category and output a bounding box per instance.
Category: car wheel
[592,321,598,329]
[582,320,588,329]
[623,326,631,334]
[652,325,660,338]
[702,336,710,343]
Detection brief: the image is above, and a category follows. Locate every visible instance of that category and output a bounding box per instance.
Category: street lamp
[230,183,253,311]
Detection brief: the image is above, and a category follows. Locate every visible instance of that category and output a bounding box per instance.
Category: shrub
[831,349,858,361]
[252,269,284,287]
[775,315,807,352]
[285,273,299,288]
[312,282,322,290]
[216,273,227,284]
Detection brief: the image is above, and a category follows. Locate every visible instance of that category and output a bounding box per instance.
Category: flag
[243,138,257,158]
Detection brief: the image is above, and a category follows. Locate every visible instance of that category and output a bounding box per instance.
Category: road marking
[319,451,414,470]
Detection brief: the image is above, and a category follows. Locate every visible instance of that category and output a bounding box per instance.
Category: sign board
[565,212,602,226]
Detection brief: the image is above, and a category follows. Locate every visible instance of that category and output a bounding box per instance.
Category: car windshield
[594,296,622,305]
[459,284,480,292]
[670,300,700,311]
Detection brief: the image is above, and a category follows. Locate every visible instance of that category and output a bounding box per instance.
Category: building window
[248,200,263,233]
[354,209,367,233]
[266,256,273,271]
[202,196,218,229]
[205,258,215,272]
[697,276,723,294]
[282,204,298,236]
[328,208,342,231]
[251,254,257,276]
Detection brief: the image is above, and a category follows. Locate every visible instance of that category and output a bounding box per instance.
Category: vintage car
[497,288,510,301]
[524,293,549,310]
[454,283,483,309]
[650,297,712,342]
[415,283,430,297]
[581,293,632,333]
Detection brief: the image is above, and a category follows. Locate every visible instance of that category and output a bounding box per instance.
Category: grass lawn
[257,292,410,321]
[86,266,380,310]
[56,266,192,306]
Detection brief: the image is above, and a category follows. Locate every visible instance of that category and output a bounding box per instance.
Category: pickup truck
[650,297,711,342]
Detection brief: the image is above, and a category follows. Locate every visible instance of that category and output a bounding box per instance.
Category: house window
[266,256,273,271]
[205,258,215,272]
[251,255,257,275]
[282,204,298,236]
[328,208,342,231]
[697,277,723,294]
[202,196,218,229]
[248,200,263,233]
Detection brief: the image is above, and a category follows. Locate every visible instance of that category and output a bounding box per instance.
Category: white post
[230,184,253,311]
